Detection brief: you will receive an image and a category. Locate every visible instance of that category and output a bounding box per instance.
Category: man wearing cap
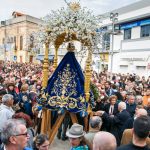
[66,123,89,150]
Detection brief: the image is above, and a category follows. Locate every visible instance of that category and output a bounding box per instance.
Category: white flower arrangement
[36,5,102,53]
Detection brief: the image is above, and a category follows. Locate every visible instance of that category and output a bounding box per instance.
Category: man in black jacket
[96,102,131,146]
[122,108,147,131]
[126,95,136,118]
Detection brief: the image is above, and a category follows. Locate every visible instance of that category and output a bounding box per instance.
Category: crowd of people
[0,61,150,150]
[0,61,53,150]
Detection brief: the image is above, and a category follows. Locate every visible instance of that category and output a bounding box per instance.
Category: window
[20,56,23,63]
[136,66,146,70]
[96,61,101,69]
[2,38,5,44]
[10,37,13,43]
[37,48,40,54]
[124,29,131,40]
[102,33,110,50]
[120,65,128,71]
[14,36,17,50]
[30,35,34,48]
[20,36,23,50]
[141,25,150,37]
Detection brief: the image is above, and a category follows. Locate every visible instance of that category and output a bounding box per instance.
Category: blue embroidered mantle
[43,52,87,113]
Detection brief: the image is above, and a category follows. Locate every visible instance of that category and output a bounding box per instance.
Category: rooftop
[103,0,150,17]
[0,12,43,27]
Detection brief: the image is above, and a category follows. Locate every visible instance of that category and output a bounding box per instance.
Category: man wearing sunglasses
[0,119,32,150]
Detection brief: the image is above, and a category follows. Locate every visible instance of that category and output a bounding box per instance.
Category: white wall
[119,5,150,21]
[101,2,150,77]
[121,38,150,51]
[112,51,150,77]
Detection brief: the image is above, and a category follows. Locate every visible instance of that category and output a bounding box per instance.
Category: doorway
[29,55,33,63]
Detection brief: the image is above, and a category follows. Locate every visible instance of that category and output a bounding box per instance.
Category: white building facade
[101,0,150,77]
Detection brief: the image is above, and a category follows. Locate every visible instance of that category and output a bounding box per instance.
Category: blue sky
[0,0,140,21]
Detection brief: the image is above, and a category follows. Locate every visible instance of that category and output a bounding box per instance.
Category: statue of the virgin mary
[45,42,88,113]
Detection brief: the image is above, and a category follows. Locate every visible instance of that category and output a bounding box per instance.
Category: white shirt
[109,105,114,115]
[0,104,15,132]
[4,145,6,150]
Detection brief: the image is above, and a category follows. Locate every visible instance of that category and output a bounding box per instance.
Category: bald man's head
[90,116,102,129]
[118,102,126,112]
[93,131,117,150]
[136,108,147,118]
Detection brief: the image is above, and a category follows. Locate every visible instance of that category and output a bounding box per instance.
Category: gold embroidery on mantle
[48,64,86,109]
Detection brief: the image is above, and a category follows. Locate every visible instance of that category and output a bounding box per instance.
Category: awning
[36,55,54,61]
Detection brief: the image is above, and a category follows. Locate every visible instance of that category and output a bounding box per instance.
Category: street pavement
[49,136,70,150]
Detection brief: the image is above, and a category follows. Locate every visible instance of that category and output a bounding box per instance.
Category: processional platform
[35,0,101,144]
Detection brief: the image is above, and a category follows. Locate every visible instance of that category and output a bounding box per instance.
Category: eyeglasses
[15,132,28,137]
